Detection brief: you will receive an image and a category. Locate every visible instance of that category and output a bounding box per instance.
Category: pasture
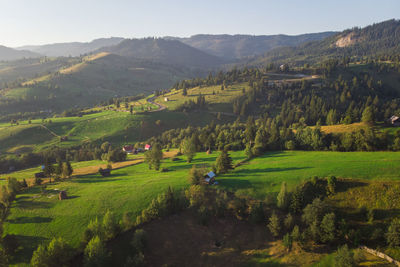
[4,150,400,265]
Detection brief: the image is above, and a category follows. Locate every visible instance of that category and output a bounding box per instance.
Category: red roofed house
[145,144,152,151]
[123,145,134,154]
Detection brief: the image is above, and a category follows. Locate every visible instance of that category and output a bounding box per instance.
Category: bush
[84,236,110,267]
[333,245,354,267]
[31,237,73,267]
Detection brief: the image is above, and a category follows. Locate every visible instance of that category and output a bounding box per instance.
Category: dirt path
[147,96,167,112]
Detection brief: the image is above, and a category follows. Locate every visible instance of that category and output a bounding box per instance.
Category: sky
[0,0,399,47]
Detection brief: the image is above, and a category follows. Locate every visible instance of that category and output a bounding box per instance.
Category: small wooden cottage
[204,171,216,185]
[388,116,400,127]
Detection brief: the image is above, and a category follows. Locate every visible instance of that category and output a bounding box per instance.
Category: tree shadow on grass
[260,151,292,159]
[9,235,48,265]
[71,178,123,184]
[15,200,54,210]
[216,179,253,190]
[7,216,52,224]
[232,167,312,177]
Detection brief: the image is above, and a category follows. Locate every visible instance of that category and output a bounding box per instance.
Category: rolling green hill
[0,53,199,116]
[5,150,400,265]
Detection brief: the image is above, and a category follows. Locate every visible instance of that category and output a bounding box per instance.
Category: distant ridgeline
[243,19,400,67]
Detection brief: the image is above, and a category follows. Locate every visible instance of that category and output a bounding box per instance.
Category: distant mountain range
[2,31,336,64]
[16,37,124,57]
[167,32,337,59]
[0,46,40,61]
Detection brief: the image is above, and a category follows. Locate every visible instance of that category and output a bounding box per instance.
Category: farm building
[388,115,400,126]
[145,144,152,151]
[164,97,169,102]
[204,171,216,185]
[122,145,136,154]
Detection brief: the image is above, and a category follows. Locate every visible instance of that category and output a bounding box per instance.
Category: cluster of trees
[0,141,127,174]
[175,94,207,112]
[146,116,400,158]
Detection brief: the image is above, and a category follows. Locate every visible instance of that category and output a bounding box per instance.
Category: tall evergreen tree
[215,150,233,174]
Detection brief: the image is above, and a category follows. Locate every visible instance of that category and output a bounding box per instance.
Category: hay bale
[59,191,67,200]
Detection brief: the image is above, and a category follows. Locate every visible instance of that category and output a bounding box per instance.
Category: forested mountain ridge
[98,38,227,68]
[167,32,337,59]
[245,19,400,67]
[16,37,125,57]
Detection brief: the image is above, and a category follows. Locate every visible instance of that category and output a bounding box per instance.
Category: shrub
[31,237,73,267]
[268,212,281,238]
[333,245,354,267]
[386,218,400,247]
[84,236,110,267]
[283,233,293,251]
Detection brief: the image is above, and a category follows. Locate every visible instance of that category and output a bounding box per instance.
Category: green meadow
[4,150,400,265]
[0,108,218,154]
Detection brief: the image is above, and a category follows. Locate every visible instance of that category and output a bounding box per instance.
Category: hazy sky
[1,0,399,47]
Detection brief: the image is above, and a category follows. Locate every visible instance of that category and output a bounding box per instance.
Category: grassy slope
[5,150,400,265]
[0,108,218,154]
[155,82,249,113]
[219,151,400,199]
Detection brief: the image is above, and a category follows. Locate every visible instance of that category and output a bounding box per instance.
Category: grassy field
[0,108,219,154]
[219,151,400,199]
[155,82,249,113]
[5,150,400,265]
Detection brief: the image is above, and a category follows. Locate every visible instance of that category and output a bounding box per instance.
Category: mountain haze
[17,37,124,57]
[0,46,40,61]
[168,32,337,59]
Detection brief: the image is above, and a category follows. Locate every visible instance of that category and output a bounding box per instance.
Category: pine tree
[362,106,374,124]
[62,161,73,178]
[277,182,289,210]
[215,150,233,174]
[182,137,196,163]
[144,143,163,171]
[43,158,55,178]
[268,212,281,237]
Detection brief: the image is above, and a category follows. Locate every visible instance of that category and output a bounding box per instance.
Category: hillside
[5,150,400,265]
[99,38,226,68]
[0,53,199,116]
[0,45,40,61]
[169,32,336,59]
[245,19,400,66]
[17,37,125,57]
